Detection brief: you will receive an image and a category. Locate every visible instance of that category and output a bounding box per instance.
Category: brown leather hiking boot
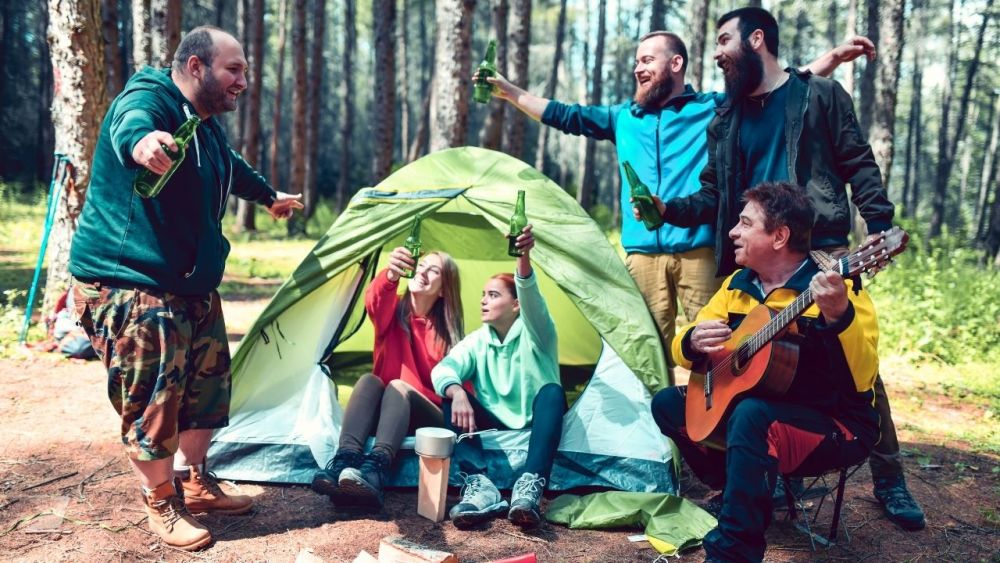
[181,464,253,515]
[143,479,212,551]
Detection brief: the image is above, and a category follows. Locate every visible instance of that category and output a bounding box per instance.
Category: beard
[721,40,764,100]
[634,72,675,112]
[195,71,238,115]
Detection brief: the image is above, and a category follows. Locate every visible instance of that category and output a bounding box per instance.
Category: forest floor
[1,295,998,562]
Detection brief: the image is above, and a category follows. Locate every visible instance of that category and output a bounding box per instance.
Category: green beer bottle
[401,213,423,279]
[507,190,527,257]
[133,115,201,198]
[623,160,664,231]
[473,39,498,104]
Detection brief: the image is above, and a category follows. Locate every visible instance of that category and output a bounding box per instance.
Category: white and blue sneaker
[449,473,508,529]
[507,472,546,528]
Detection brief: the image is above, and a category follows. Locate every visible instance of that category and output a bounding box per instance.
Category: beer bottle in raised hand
[133,115,201,198]
[623,160,664,230]
[507,190,527,257]
[473,40,498,104]
[402,213,423,279]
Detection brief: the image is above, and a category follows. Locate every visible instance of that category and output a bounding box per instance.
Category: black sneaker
[311,449,363,499]
[338,450,393,510]
[507,472,546,528]
[873,474,926,530]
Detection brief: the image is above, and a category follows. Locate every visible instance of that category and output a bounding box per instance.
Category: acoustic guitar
[685,227,909,450]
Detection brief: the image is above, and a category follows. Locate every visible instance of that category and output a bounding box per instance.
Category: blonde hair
[396,251,464,352]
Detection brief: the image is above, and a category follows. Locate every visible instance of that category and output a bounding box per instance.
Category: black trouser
[652,386,871,562]
[442,383,566,481]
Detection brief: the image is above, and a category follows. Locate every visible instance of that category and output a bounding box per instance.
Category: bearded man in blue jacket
[484,31,872,387]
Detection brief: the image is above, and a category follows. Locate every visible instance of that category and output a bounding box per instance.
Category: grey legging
[338,373,444,459]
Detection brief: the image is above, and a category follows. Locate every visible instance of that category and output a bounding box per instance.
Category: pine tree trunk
[268,0,289,191]
[336,0,356,210]
[372,0,396,184]
[43,0,109,318]
[288,0,307,236]
[101,0,123,96]
[131,0,151,70]
[858,0,878,136]
[578,0,605,211]
[534,0,567,171]
[501,0,530,159]
[398,0,410,162]
[842,0,857,94]
[479,0,508,151]
[429,0,474,152]
[36,6,55,184]
[826,0,838,49]
[976,92,1000,241]
[149,0,180,68]
[687,0,710,92]
[650,0,665,32]
[867,0,904,189]
[304,0,325,218]
[985,179,1000,264]
[236,0,264,232]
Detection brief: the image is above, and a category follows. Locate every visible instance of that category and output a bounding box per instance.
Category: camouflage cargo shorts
[72,280,232,461]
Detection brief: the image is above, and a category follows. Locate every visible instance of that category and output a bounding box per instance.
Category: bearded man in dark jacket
[653,6,925,533]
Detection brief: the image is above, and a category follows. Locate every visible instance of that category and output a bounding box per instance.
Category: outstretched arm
[484,72,550,121]
[802,36,876,78]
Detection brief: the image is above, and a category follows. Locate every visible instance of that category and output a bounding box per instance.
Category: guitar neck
[746,288,814,356]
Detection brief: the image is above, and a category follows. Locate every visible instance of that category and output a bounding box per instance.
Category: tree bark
[687,0,710,92]
[976,91,1000,241]
[858,0,878,135]
[479,0,508,151]
[650,0,666,32]
[149,0,180,68]
[268,0,289,191]
[429,0,474,152]
[985,178,1000,265]
[578,0,606,211]
[43,0,109,317]
[842,0,857,94]
[398,0,410,162]
[101,0,123,96]
[866,0,904,190]
[501,0,530,159]
[131,0,151,70]
[304,0,325,218]
[287,0,307,236]
[534,0,567,171]
[372,0,396,184]
[236,0,264,233]
[336,0,356,210]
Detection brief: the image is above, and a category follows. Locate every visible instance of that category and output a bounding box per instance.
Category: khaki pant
[625,247,723,386]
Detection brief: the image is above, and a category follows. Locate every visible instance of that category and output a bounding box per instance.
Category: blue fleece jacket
[541,86,723,255]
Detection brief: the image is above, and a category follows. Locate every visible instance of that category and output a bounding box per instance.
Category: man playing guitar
[651,182,880,562]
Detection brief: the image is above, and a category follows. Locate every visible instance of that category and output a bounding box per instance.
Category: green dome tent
[209,147,676,492]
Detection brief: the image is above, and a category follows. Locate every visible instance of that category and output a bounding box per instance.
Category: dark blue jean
[442,383,566,481]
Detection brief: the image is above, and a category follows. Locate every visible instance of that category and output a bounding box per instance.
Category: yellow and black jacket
[672,258,881,447]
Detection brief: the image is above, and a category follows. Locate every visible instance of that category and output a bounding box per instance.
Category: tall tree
[372,0,396,183]
[901,35,923,218]
[288,0,307,235]
[398,0,410,160]
[236,0,264,232]
[336,0,356,210]
[842,0,858,94]
[534,0,568,171]
[687,0,710,92]
[578,0,606,211]
[101,0,124,96]
[650,0,666,31]
[858,0,878,134]
[131,0,151,70]
[976,90,1000,241]
[305,0,326,218]
[408,0,433,161]
[479,0,508,151]
[931,0,993,237]
[429,0,474,152]
[501,0,531,158]
[149,0,181,68]
[43,0,109,316]
[268,0,289,189]
[867,0,905,189]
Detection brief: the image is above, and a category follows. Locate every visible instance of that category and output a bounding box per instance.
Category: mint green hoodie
[431,272,560,429]
[70,67,275,295]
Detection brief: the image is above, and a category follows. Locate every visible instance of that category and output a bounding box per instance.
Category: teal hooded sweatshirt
[70,67,276,295]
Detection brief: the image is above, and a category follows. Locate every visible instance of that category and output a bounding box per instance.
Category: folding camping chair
[781,458,868,549]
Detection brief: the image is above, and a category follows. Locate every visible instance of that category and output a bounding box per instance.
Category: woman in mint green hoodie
[431,224,565,530]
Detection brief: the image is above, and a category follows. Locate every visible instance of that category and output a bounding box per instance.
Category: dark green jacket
[663,69,895,276]
[70,67,276,295]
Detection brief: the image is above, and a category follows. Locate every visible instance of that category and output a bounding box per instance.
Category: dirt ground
[1,352,998,562]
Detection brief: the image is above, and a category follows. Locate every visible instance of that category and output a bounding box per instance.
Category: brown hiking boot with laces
[143,479,212,551]
[181,463,253,515]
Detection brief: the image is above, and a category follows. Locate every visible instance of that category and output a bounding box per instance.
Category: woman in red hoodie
[311,246,463,510]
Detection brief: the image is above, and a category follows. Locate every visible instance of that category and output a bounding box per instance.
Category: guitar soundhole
[733,343,752,375]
